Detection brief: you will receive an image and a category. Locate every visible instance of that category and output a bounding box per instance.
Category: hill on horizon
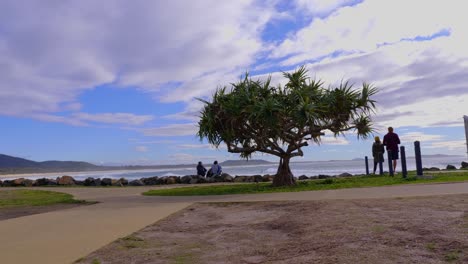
[0,154,99,170]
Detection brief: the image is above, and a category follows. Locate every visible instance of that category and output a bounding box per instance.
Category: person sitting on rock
[196,161,207,177]
[210,160,222,177]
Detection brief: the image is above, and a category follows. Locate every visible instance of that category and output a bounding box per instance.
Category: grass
[0,189,87,208]
[143,171,468,196]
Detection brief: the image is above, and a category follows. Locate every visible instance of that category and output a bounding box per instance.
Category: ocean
[3,156,466,181]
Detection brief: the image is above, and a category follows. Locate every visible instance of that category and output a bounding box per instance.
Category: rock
[262,175,274,182]
[318,174,331,179]
[205,177,215,183]
[180,175,192,184]
[423,167,440,171]
[165,176,177,184]
[142,176,159,185]
[298,175,309,180]
[213,176,223,182]
[129,179,145,186]
[189,176,201,184]
[74,180,84,185]
[446,164,457,170]
[84,177,101,186]
[234,176,247,182]
[1,180,14,187]
[0,180,2,186]
[118,178,128,186]
[22,179,34,187]
[57,175,76,185]
[461,161,468,169]
[309,176,318,180]
[13,178,26,186]
[222,175,234,182]
[338,172,353,177]
[101,178,112,186]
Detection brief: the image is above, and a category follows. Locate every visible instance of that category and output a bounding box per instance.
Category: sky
[1,0,467,165]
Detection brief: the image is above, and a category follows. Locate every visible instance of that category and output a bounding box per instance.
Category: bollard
[400,146,407,178]
[379,160,383,175]
[414,141,423,176]
[387,150,394,176]
[365,156,369,175]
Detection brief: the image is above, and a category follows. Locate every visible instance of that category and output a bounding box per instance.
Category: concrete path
[1,182,468,264]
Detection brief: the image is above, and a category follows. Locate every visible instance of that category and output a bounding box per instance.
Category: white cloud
[319,136,350,145]
[399,132,444,144]
[294,0,359,16]
[0,0,276,119]
[72,112,153,125]
[425,140,466,151]
[135,146,149,152]
[142,123,198,137]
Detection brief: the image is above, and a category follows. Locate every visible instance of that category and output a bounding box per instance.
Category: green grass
[0,189,87,208]
[143,171,468,196]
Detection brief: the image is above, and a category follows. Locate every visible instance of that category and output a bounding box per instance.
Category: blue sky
[1,0,467,165]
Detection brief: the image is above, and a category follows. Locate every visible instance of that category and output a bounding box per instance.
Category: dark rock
[446,164,457,170]
[23,179,34,187]
[318,174,331,179]
[461,161,468,169]
[180,175,192,184]
[189,175,201,184]
[129,179,145,186]
[222,175,234,182]
[35,178,51,186]
[57,175,76,185]
[423,167,440,171]
[101,178,113,186]
[2,180,14,187]
[74,180,84,185]
[84,177,101,186]
[309,176,318,180]
[0,180,2,186]
[298,175,309,180]
[234,176,247,182]
[262,175,274,182]
[338,172,353,177]
[213,176,223,182]
[205,177,215,183]
[166,176,178,184]
[112,178,127,186]
[13,178,26,186]
[142,176,159,185]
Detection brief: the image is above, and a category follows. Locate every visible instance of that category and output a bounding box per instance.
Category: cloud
[399,132,444,144]
[142,123,198,137]
[425,140,466,151]
[72,112,153,125]
[293,0,361,16]
[0,0,276,119]
[135,146,149,152]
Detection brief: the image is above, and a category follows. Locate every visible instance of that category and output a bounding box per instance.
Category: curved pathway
[1,182,468,264]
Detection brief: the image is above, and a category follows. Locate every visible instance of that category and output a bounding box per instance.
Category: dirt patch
[77,194,468,264]
[0,203,87,221]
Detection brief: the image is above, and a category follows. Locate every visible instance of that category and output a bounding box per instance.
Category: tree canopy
[198,66,378,186]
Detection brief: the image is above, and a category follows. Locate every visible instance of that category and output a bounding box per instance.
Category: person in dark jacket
[383,127,401,172]
[372,136,385,174]
[196,161,207,177]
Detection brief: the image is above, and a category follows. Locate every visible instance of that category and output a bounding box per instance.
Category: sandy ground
[77,194,468,264]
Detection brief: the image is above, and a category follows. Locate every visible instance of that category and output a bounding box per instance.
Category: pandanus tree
[197,66,378,186]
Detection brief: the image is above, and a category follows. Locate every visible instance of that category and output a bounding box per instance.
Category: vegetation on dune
[198,66,377,186]
[143,171,468,196]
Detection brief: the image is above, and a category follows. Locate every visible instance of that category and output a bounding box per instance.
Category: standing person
[196,161,207,177]
[383,127,401,172]
[210,160,222,177]
[372,136,385,174]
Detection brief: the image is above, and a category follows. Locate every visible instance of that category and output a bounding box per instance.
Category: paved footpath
[1,182,468,264]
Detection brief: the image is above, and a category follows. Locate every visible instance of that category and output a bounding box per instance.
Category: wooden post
[414,141,423,176]
[400,146,407,178]
[365,156,369,175]
[387,150,394,176]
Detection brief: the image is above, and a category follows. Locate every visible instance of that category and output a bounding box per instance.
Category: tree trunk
[272,156,295,186]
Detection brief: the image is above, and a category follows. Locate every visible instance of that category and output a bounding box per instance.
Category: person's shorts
[388,150,399,160]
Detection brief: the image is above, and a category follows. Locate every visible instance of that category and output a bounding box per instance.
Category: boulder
[84,177,100,186]
[74,180,84,186]
[13,178,26,186]
[1,180,14,187]
[57,175,76,185]
[101,178,112,186]
[298,175,309,180]
[222,175,234,182]
[22,179,34,187]
[338,172,353,177]
[142,176,159,185]
[180,175,192,184]
[423,167,440,171]
[205,177,215,183]
[129,179,145,186]
[446,164,457,170]
[318,174,331,179]
[262,175,274,182]
[461,161,468,169]
[189,176,201,184]
[0,180,2,186]
[213,176,223,182]
[234,176,247,182]
[112,178,128,186]
[165,176,177,184]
